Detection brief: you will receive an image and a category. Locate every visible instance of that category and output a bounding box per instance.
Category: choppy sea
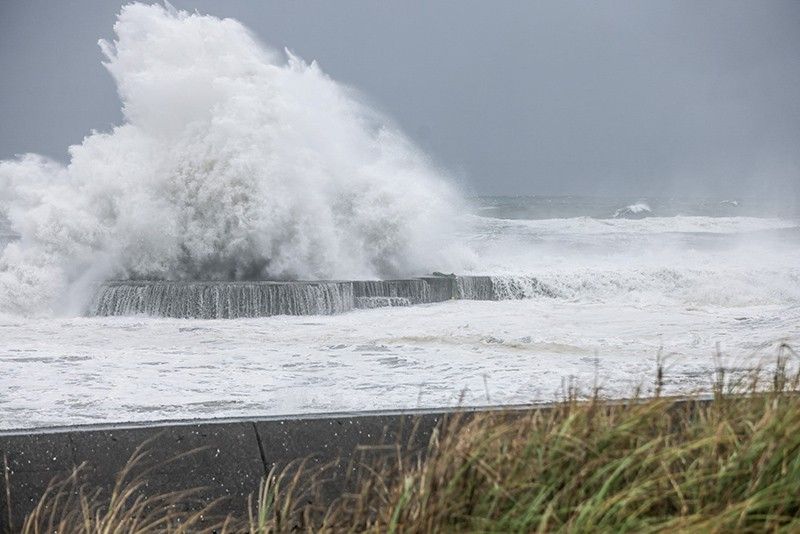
[1,196,798,430]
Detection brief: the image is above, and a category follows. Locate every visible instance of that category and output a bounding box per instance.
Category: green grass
[15,347,800,533]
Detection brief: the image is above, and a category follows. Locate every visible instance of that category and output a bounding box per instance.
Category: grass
[12,346,800,533]
[13,443,219,534]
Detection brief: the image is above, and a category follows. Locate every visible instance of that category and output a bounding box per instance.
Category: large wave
[0,3,466,315]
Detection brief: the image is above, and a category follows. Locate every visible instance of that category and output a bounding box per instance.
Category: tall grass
[14,348,800,533]
[15,442,221,533]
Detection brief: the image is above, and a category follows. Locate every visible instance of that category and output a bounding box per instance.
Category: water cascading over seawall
[87,275,556,318]
[88,281,356,319]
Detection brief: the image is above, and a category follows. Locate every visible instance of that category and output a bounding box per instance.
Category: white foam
[2,299,797,430]
[0,3,464,315]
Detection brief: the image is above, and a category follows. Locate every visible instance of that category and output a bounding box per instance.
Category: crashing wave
[490,275,560,300]
[613,202,652,219]
[0,3,465,316]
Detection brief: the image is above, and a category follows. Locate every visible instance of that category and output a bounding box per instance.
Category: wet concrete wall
[0,408,469,531]
[1,398,709,530]
[86,275,499,318]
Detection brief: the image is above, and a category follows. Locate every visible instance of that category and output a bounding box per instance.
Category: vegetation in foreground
[12,348,800,533]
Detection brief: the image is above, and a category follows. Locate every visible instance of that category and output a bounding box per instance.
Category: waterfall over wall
[89,281,355,319]
[87,275,555,318]
[455,276,494,300]
[352,280,434,303]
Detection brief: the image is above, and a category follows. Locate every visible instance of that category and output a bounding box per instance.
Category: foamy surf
[0,4,798,430]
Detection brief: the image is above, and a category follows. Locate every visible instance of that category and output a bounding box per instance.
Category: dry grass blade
[17,444,224,534]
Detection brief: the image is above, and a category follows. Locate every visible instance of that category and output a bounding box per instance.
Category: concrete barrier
[0,398,710,531]
[86,275,493,318]
[1,405,532,531]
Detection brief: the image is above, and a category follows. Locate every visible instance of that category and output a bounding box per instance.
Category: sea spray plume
[0,3,466,315]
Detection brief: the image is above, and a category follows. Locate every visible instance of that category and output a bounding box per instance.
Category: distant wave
[468,214,798,236]
[484,268,800,307]
[613,202,651,219]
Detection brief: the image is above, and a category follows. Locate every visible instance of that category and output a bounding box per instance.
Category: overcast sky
[1,1,798,199]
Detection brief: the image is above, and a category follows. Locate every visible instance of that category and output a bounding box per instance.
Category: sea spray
[0,3,466,315]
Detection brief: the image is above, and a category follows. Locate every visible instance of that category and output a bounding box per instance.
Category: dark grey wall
[0,399,711,531]
[0,410,447,531]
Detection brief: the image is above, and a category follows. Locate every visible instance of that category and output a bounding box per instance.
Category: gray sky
[1,1,798,198]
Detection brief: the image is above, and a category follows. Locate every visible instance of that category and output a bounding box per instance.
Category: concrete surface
[0,407,485,531]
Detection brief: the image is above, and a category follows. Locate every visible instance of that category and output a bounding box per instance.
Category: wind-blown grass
[14,347,800,533]
[15,442,219,533]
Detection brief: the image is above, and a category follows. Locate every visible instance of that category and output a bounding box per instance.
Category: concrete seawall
[0,405,539,531]
[1,398,710,530]
[85,275,518,318]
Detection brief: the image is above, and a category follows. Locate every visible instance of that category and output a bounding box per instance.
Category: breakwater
[0,410,444,531]
[87,274,537,318]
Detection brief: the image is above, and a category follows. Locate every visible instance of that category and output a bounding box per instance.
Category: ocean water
[1,6,798,430]
[1,196,798,430]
